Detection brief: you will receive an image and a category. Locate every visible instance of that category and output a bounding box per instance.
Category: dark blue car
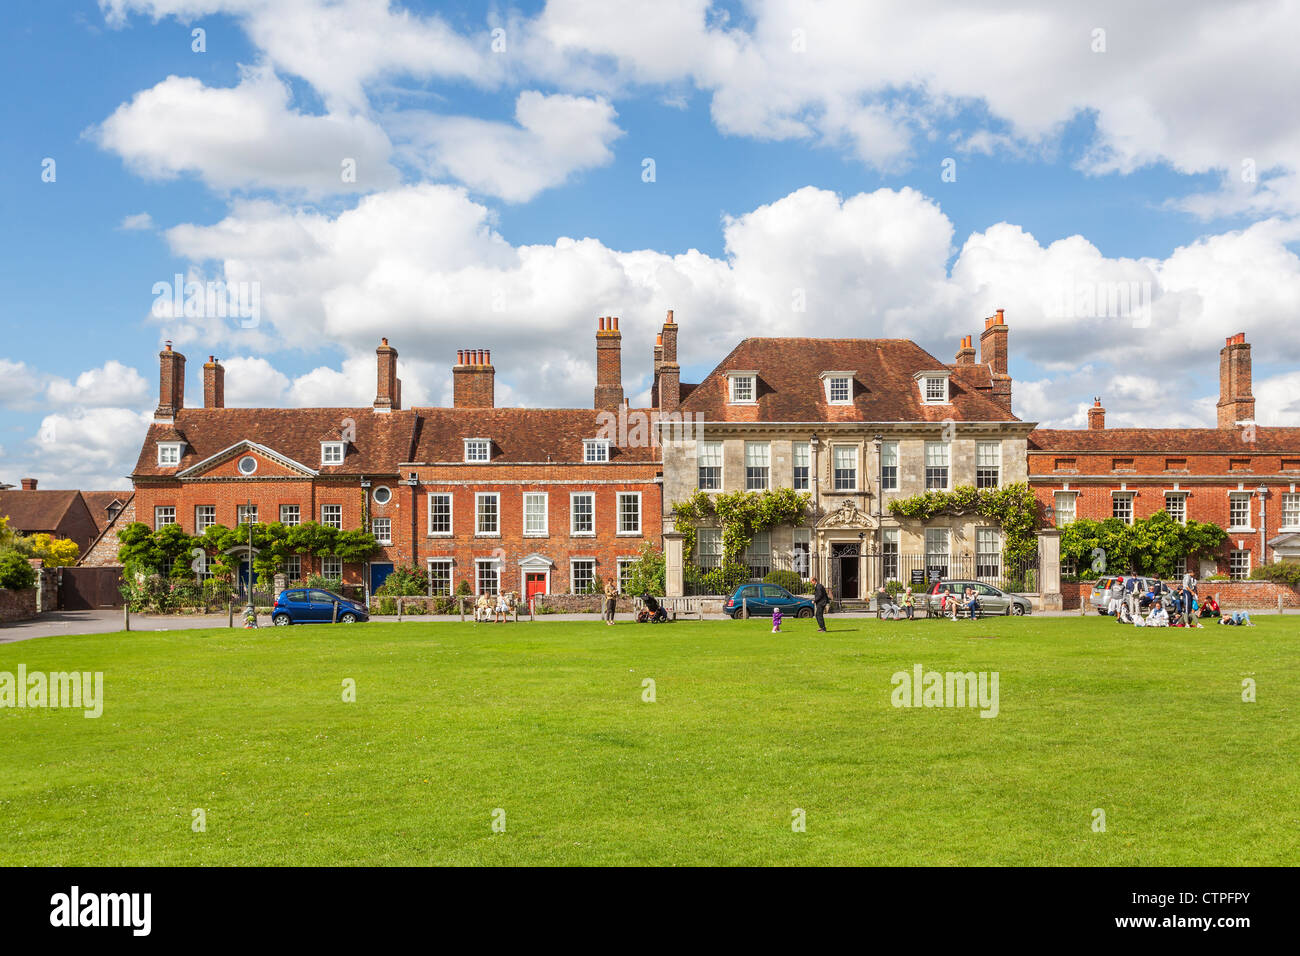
[725,583,816,620]
[271,588,369,625]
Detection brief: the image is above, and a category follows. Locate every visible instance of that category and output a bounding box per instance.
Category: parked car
[1087,576,1164,614]
[725,583,816,619]
[925,580,1033,616]
[271,588,369,625]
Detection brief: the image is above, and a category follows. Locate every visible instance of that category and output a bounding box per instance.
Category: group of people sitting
[1106,575,1255,627]
[876,585,920,620]
[473,591,517,623]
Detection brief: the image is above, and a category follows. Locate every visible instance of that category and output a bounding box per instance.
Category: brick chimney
[1087,397,1105,430]
[1217,332,1255,428]
[979,309,1011,414]
[20,477,37,491]
[155,341,186,419]
[658,310,680,412]
[374,338,399,412]
[954,335,976,366]
[203,356,225,408]
[594,316,624,412]
[453,349,495,408]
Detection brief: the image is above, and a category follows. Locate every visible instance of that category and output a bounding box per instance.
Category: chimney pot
[453,346,494,407]
[666,309,674,324]
[20,477,37,491]
[594,314,624,411]
[1087,398,1106,430]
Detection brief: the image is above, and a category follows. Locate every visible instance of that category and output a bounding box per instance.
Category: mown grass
[1,615,1296,865]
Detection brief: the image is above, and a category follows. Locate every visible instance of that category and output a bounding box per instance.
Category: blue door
[238,561,253,596]
[370,563,394,592]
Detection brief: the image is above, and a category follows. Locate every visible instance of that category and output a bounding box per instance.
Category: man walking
[811,576,831,632]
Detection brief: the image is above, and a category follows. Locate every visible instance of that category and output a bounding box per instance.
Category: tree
[0,550,37,591]
[624,542,666,596]
[21,533,80,567]
[1060,511,1227,578]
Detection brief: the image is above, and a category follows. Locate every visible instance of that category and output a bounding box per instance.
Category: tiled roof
[678,338,1021,422]
[82,491,130,533]
[132,408,419,478]
[408,408,659,463]
[1029,427,1300,454]
[0,489,82,532]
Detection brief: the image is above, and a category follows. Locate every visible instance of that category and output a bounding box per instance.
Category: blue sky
[3,0,1300,489]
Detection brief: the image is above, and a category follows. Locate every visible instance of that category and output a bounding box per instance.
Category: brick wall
[0,589,38,623]
[81,497,135,567]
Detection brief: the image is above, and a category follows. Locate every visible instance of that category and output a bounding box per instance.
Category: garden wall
[0,588,38,623]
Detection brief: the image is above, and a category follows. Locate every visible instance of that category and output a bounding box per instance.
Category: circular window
[373,486,392,505]
[237,455,258,475]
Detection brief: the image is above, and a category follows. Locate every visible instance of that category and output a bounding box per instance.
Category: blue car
[725,583,816,620]
[271,588,369,625]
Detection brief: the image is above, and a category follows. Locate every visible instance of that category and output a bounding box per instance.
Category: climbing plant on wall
[887,482,1040,562]
[671,487,811,567]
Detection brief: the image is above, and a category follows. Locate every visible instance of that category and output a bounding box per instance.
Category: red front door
[526,573,546,608]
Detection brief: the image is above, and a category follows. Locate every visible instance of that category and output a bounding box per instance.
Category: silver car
[1087,576,1164,614]
[925,580,1033,617]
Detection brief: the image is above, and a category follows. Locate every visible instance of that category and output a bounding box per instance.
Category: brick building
[1030,333,1300,578]
[0,478,126,555]
[131,322,661,600]
[658,310,1036,599]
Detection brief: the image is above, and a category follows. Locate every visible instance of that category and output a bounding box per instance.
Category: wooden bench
[660,597,705,621]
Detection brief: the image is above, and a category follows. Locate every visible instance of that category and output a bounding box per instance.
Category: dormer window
[584,439,610,463]
[915,371,950,404]
[157,442,182,467]
[820,371,855,405]
[464,438,490,463]
[321,442,345,465]
[727,371,757,404]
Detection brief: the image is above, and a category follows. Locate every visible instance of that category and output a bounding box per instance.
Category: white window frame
[372,485,392,506]
[476,492,500,536]
[154,506,176,530]
[320,504,342,529]
[321,442,344,466]
[821,371,854,405]
[322,556,342,579]
[880,441,899,491]
[237,504,258,525]
[569,558,597,595]
[792,442,810,491]
[925,527,951,577]
[279,504,300,526]
[1164,492,1187,526]
[1229,549,1251,580]
[1112,492,1134,525]
[1053,491,1077,527]
[697,440,723,490]
[157,443,182,467]
[475,558,501,596]
[583,439,610,464]
[283,554,300,581]
[924,441,950,490]
[832,445,858,491]
[464,438,490,463]
[616,492,642,536]
[617,557,636,593]
[371,516,392,545]
[1281,492,1300,530]
[427,558,453,597]
[569,492,595,536]
[745,441,770,491]
[194,505,216,533]
[975,527,1001,579]
[727,372,757,404]
[523,492,549,537]
[917,372,950,405]
[427,493,453,536]
[1228,492,1252,530]
[975,442,1001,489]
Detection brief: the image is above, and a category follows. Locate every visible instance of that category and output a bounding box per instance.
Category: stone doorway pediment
[815,498,878,531]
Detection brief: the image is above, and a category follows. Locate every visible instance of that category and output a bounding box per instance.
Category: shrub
[376,597,398,615]
[701,562,748,595]
[763,569,808,593]
[1250,562,1300,587]
[375,565,428,596]
[0,550,37,591]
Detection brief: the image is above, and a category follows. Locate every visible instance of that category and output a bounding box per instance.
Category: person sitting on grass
[1218,610,1256,626]
[1117,601,1134,625]
[1146,602,1170,626]
[1200,594,1221,619]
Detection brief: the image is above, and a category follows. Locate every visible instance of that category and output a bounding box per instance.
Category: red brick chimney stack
[979,310,1012,414]
[203,356,225,409]
[20,477,37,491]
[657,310,680,412]
[453,347,495,408]
[374,338,399,412]
[155,341,186,420]
[1217,332,1255,428]
[594,316,624,412]
[1087,397,1105,430]
[955,334,976,366]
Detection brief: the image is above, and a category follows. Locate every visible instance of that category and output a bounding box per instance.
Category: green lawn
[1,615,1296,866]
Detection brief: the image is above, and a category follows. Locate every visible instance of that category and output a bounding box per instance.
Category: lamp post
[873,434,884,591]
[810,432,820,583]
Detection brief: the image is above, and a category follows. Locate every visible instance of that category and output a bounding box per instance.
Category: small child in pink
[771,607,783,633]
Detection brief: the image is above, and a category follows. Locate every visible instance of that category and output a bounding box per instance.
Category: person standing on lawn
[603,579,618,625]
[811,576,831,632]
